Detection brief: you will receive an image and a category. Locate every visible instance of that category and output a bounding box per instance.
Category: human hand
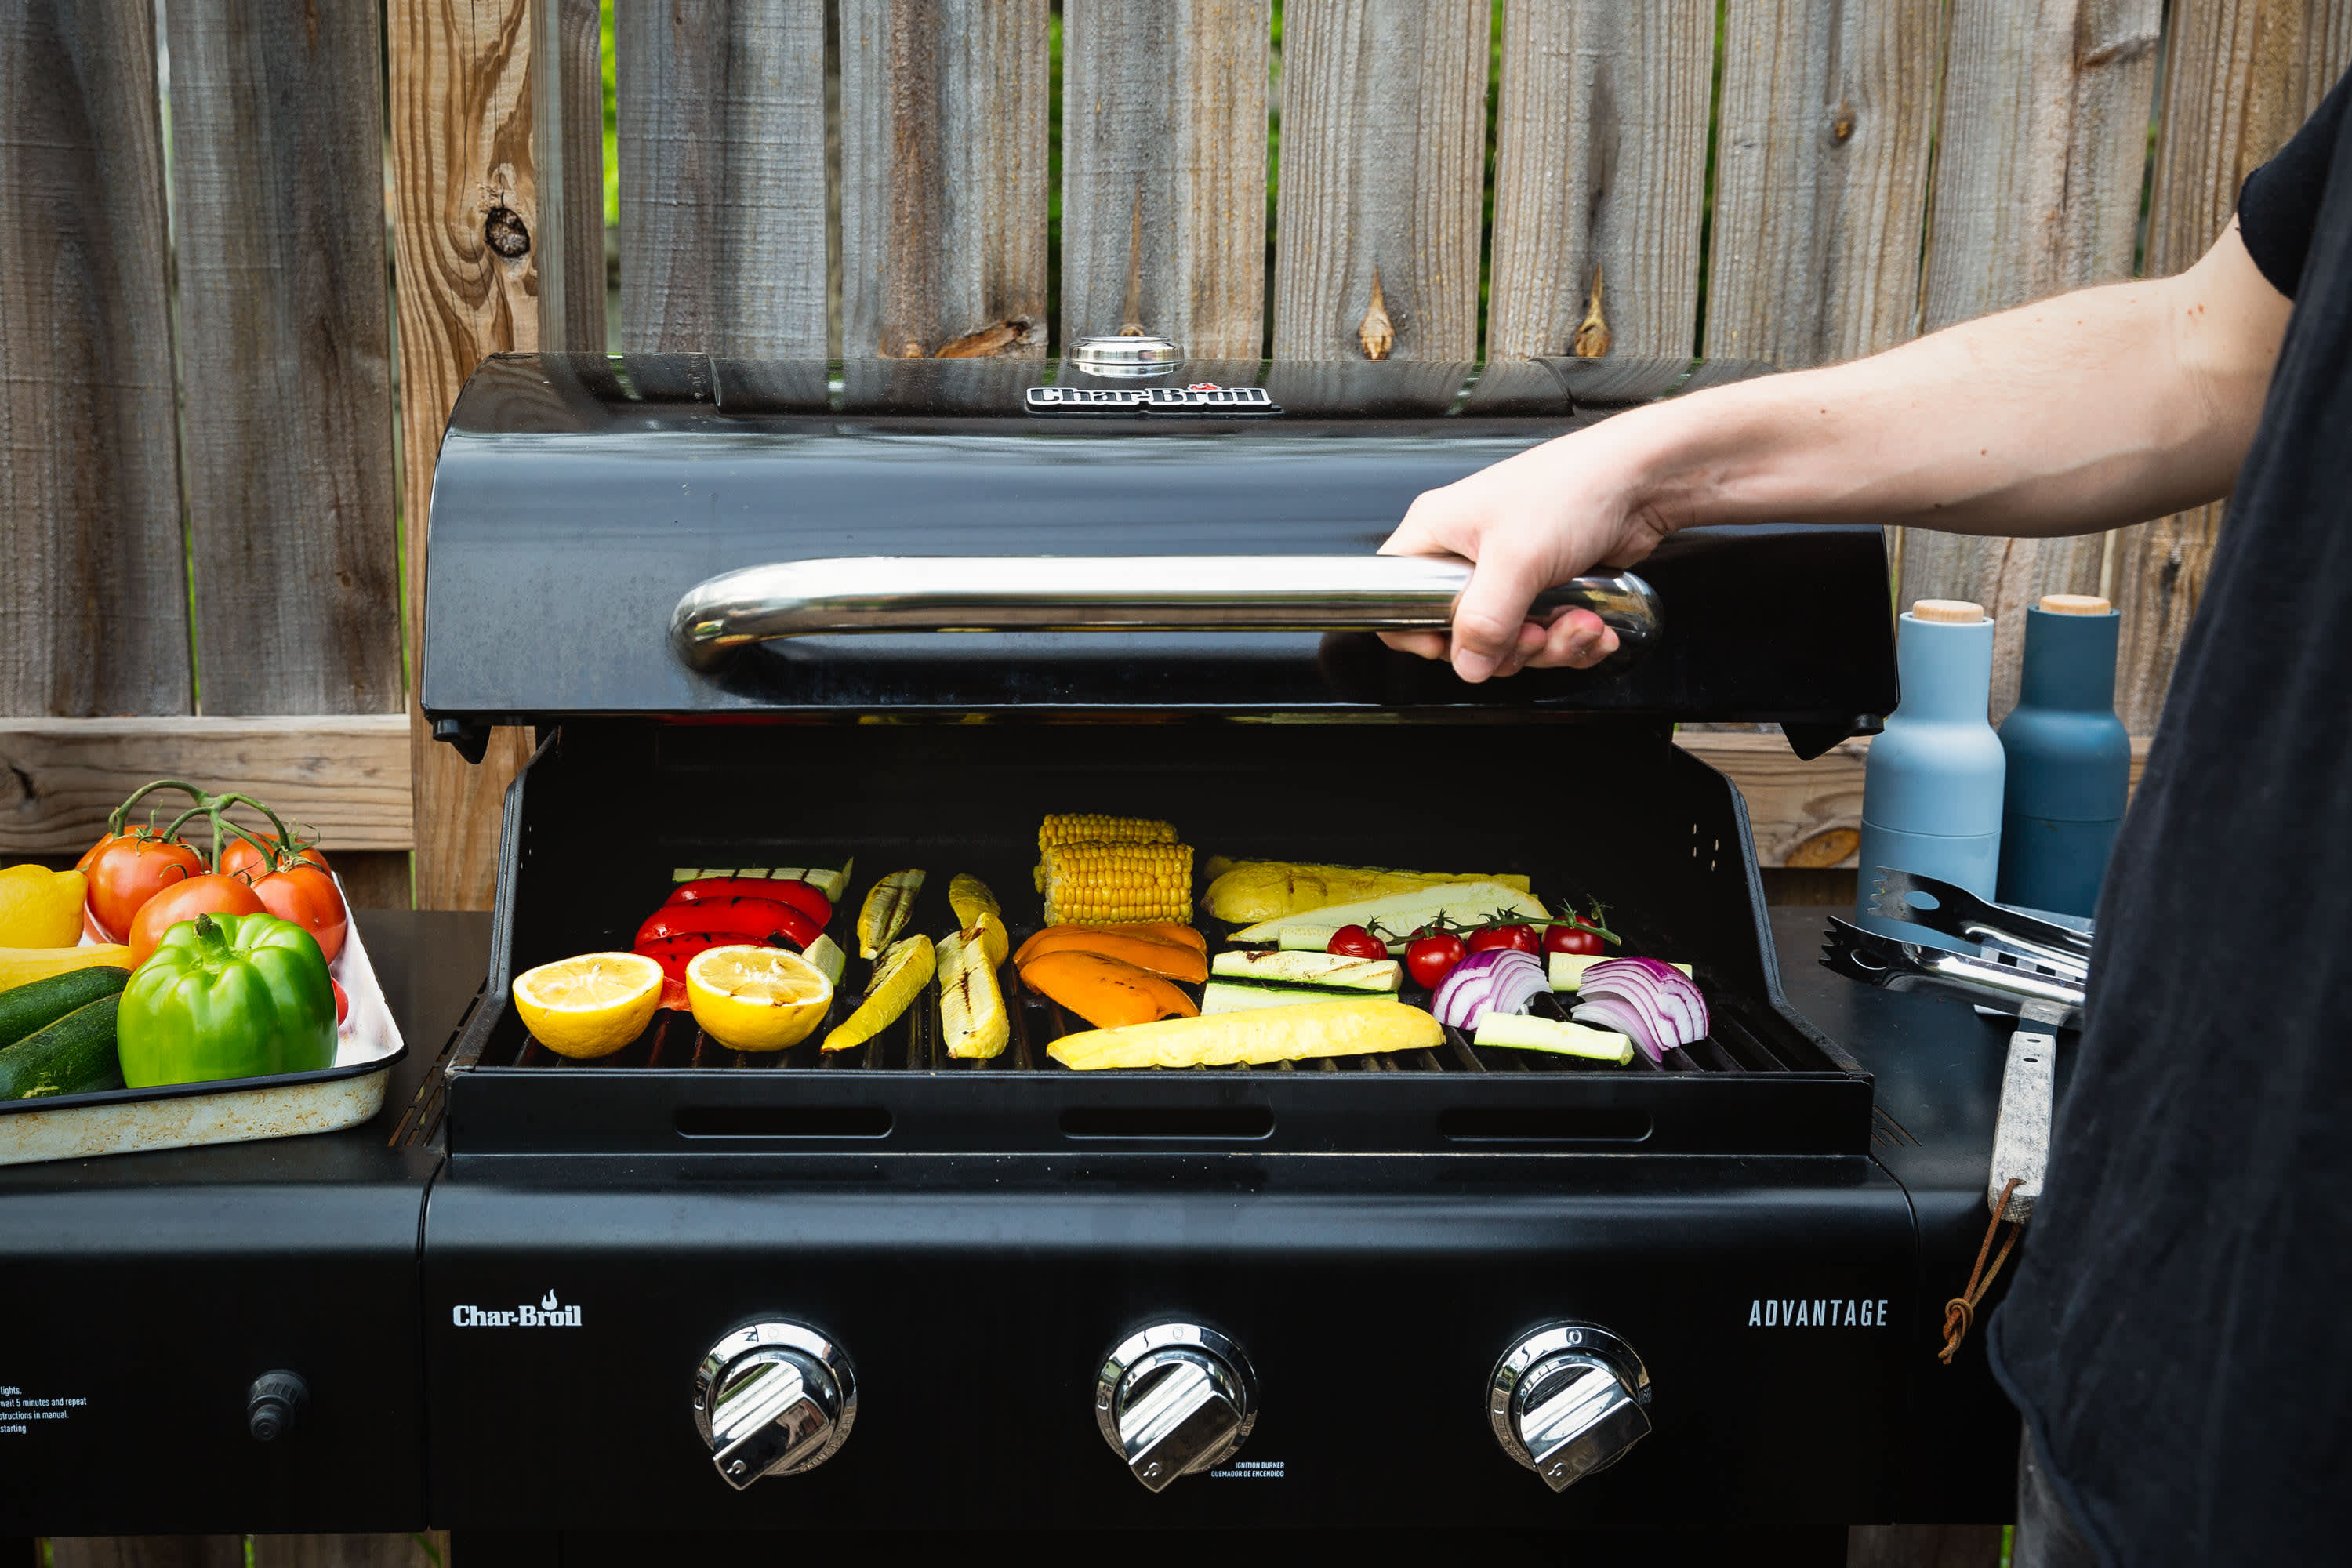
[1377,430,1672,682]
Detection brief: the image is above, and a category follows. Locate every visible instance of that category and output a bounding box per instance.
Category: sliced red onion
[1432,947,1547,1030]
[1570,956,1708,1063]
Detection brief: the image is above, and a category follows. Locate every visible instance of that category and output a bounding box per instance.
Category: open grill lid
[421,354,1896,757]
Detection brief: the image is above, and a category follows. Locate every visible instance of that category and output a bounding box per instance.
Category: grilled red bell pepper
[636,896,819,951]
[667,877,831,926]
[636,931,732,1010]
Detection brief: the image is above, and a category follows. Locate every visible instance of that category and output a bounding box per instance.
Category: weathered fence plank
[1902,0,2162,719]
[388,0,539,910]
[1487,1,1714,361]
[618,0,826,356]
[1272,0,1492,361]
[0,0,190,718]
[1061,0,1269,356]
[165,0,401,717]
[2110,0,2352,731]
[1705,0,1943,368]
[840,0,1049,358]
[533,0,606,351]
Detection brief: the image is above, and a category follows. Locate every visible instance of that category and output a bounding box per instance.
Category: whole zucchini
[0,995,125,1100]
[0,966,130,1051]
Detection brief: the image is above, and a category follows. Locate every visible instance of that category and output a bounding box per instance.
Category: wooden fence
[5,0,2348,909]
[5,2,2351,1548]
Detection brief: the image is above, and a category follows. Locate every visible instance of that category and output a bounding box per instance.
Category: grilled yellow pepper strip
[856,869,925,959]
[822,935,934,1052]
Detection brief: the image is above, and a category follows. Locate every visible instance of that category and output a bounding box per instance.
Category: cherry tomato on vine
[1544,924,1606,956]
[86,835,207,944]
[220,833,331,886]
[127,873,265,966]
[248,864,349,964]
[1404,932,1468,989]
[1326,924,1388,961]
[1466,924,1541,956]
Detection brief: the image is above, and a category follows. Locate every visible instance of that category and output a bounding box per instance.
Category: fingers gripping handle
[671,556,1663,671]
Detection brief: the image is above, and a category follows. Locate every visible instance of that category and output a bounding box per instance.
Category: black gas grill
[1,347,2020,1558]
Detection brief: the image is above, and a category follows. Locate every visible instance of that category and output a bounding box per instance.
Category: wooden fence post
[1704,0,1943,370]
[388,0,539,910]
[839,0,1048,358]
[1060,0,1270,357]
[165,0,402,719]
[618,0,827,357]
[1487,0,1713,361]
[2108,0,2352,732]
[1902,0,2162,720]
[0,0,190,720]
[1273,0,1491,361]
[533,0,606,354]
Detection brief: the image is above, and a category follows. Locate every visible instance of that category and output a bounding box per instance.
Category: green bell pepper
[118,912,336,1087]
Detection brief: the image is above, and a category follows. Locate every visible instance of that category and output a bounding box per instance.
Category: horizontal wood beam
[0,714,2151,874]
[0,714,412,856]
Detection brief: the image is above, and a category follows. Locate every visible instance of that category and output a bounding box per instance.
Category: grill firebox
[437,718,1871,1158]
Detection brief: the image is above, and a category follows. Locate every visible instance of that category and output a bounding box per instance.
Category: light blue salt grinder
[1995,593,2129,917]
[1855,599,2005,947]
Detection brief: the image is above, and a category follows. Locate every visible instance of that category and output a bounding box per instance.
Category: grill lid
[422,354,1895,755]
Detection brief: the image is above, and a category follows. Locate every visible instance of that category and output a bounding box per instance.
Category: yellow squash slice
[856,869,925,959]
[823,935,935,1052]
[938,924,1009,1060]
[1047,996,1440,1071]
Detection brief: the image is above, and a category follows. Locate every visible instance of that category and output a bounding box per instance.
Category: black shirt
[1987,71,2352,1566]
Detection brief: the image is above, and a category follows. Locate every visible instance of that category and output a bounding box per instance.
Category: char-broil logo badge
[1025,381,1282,418]
[452,1289,583,1329]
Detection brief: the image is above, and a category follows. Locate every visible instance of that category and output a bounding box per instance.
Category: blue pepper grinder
[1856,600,2005,946]
[1994,593,2130,916]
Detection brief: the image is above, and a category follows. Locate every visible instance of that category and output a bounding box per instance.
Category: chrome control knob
[1094,1323,1258,1492]
[691,1321,856,1490]
[1489,1322,1651,1493]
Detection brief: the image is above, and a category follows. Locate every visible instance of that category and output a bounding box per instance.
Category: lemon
[512,952,663,1059]
[823,934,935,1051]
[0,866,88,949]
[686,946,833,1051]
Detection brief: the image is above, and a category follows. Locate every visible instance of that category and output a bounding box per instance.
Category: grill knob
[1094,1322,1258,1491]
[691,1321,857,1490]
[1489,1323,1652,1492]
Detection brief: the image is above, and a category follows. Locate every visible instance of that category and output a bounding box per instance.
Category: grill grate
[485,944,1795,1078]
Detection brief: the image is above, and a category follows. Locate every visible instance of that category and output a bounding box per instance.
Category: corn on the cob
[1036,815,1178,853]
[938,924,1008,1060]
[1040,841,1194,926]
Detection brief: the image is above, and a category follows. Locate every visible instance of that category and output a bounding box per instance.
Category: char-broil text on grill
[1025,383,1279,416]
[452,1290,582,1328]
[1748,1298,1889,1328]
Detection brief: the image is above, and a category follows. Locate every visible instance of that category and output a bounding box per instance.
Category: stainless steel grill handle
[671,555,1663,671]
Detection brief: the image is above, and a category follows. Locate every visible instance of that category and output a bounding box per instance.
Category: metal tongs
[1823,871,2094,1223]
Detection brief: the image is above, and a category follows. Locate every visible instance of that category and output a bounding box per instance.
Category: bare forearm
[1606,267,2270,540]
[1378,220,2288,682]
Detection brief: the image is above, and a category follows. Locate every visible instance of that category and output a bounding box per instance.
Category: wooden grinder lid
[1911,599,1986,623]
[2038,593,2112,615]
